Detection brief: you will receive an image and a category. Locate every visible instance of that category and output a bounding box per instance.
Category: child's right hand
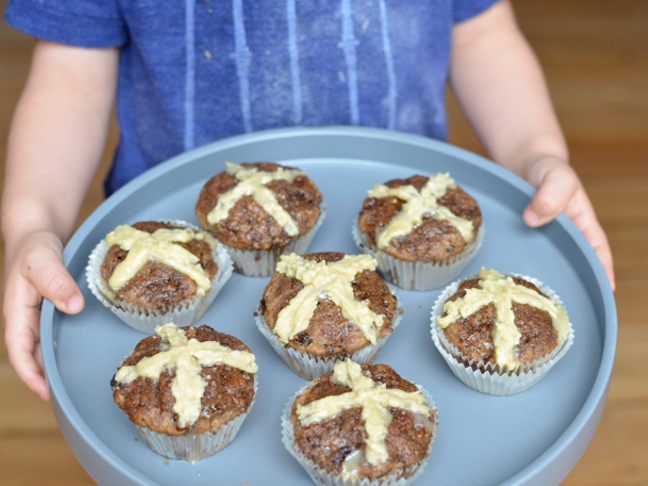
[1,40,119,400]
[3,231,85,402]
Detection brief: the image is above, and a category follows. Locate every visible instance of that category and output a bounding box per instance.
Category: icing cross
[273,253,384,344]
[115,323,258,429]
[296,360,431,466]
[438,268,570,370]
[207,162,306,236]
[106,225,212,293]
[368,173,474,249]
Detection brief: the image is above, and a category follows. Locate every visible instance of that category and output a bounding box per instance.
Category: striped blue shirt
[6,0,498,195]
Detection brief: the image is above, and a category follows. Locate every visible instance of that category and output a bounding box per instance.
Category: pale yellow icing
[438,268,570,370]
[206,162,306,237]
[115,323,257,429]
[273,253,385,344]
[296,360,431,466]
[367,173,474,249]
[106,225,212,295]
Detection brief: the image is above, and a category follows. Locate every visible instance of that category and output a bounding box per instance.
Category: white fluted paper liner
[255,310,403,380]
[86,221,234,334]
[223,203,327,277]
[430,273,575,395]
[133,376,257,463]
[352,219,484,291]
[281,380,437,486]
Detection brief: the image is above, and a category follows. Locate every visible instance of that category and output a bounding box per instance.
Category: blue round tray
[41,126,616,486]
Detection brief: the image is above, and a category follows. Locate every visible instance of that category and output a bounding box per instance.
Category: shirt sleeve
[4,0,127,47]
[453,0,501,24]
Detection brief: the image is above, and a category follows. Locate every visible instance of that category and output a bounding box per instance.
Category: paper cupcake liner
[86,221,234,334]
[254,310,403,380]
[133,376,257,463]
[222,203,327,277]
[352,219,484,291]
[281,379,437,486]
[430,273,575,395]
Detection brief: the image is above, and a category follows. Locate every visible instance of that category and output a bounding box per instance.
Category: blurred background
[1,0,646,484]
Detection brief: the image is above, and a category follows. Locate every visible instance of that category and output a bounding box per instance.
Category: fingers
[21,233,84,315]
[3,275,51,401]
[522,160,616,291]
[563,190,616,291]
[523,162,578,228]
[3,232,84,401]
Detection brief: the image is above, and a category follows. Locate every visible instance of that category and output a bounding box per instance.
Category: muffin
[430,268,574,395]
[86,220,233,333]
[112,322,258,463]
[195,161,326,277]
[282,360,437,486]
[255,252,402,379]
[354,173,483,290]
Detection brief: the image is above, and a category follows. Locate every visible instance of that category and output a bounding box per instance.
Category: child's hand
[522,156,615,290]
[3,231,84,402]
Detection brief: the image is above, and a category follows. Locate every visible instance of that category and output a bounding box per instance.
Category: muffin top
[358,173,482,262]
[438,268,570,371]
[100,221,218,310]
[291,361,435,480]
[259,252,398,358]
[112,323,257,436]
[195,162,323,250]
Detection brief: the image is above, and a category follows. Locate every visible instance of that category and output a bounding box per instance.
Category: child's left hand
[523,156,615,290]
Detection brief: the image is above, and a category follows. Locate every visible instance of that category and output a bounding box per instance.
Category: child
[2,0,614,401]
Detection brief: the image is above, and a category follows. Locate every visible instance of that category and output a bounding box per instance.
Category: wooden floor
[1,1,647,484]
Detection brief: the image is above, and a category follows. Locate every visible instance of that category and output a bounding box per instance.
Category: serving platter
[41,126,616,486]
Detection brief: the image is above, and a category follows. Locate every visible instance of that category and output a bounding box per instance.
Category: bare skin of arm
[449,0,615,289]
[2,41,119,401]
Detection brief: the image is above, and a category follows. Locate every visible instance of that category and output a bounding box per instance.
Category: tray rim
[41,125,617,486]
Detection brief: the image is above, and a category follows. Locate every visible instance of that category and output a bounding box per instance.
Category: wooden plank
[608,324,648,403]
[0,435,95,486]
[615,278,648,327]
[583,177,648,229]
[0,361,59,433]
[607,228,648,280]
[570,144,648,178]
[562,401,648,486]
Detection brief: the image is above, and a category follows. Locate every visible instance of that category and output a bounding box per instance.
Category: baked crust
[442,276,558,365]
[112,325,255,436]
[259,252,397,358]
[100,221,218,311]
[358,175,482,262]
[290,363,435,479]
[195,162,323,250]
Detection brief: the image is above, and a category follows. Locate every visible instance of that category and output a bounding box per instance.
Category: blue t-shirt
[5,0,498,195]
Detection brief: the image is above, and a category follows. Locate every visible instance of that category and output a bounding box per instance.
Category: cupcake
[255,252,402,379]
[354,173,483,290]
[195,161,326,277]
[111,322,258,463]
[430,268,574,395]
[86,220,233,333]
[282,360,437,486]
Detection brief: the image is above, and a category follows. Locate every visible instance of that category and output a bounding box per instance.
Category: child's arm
[2,41,119,401]
[449,0,615,289]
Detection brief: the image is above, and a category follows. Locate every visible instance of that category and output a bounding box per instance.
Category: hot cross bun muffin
[195,162,325,276]
[112,323,257,463]
[255,252,402,379]
[355,173,483,290]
